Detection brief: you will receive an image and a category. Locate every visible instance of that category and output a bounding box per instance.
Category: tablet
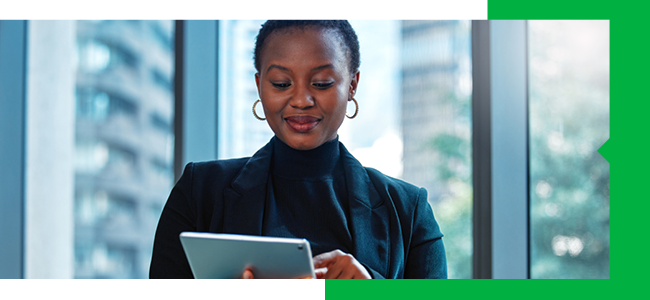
[179,232,315,279]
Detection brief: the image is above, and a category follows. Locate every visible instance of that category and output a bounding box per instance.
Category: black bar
[173,20,184,183]
[471,20,492,279]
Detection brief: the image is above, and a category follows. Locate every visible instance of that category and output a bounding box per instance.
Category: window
[217,20,270,158]
[528,20,609,279]
[71,20,176,278]
[20,20,175,279]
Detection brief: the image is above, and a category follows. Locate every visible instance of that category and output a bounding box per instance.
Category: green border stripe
[488,0,613,19]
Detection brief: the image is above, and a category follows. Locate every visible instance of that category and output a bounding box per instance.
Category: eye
[313,82,334,89]
[272,82,291,89]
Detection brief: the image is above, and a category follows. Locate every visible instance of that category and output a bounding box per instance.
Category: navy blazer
[150,140,447,279]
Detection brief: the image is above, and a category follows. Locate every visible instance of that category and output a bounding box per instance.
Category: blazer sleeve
[360,263,386,279]
[149,163,197,279]
[404,187,448,279]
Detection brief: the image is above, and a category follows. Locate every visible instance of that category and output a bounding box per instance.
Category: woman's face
[255,27,359,151]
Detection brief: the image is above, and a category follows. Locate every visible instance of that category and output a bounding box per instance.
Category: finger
[345,261,371,279]
[313,253,336,268]
[314,267,328,279]
[324,254,370,279]
[242,269,254,279]
[323,261,344,279]
[313,250,344,269]
[313,259,332,270]
[337,266,358,279]
[352,269,371,279]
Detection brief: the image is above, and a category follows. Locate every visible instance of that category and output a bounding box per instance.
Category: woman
[150,20,447,279]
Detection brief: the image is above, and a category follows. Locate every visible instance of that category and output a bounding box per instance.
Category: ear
[255,72,262,98]
[348,71,360,100]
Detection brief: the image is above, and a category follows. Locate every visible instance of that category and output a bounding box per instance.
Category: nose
[289,83,315,109]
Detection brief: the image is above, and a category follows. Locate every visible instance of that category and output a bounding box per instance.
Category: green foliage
[427,133,471,182]
[431,179,472,279]
[426,123,472,278]
[528,21,609,278]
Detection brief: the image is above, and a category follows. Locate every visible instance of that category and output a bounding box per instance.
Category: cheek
[334,100,347,117]
[328,99,348,127]
[264,114,283,136]
[331,85,349,110]
[260,92,285,116]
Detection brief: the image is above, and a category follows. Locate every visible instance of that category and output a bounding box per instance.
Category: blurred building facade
[400,20,472,204]
[73,20,175,278]
[218,20,272,159]
[400,20,473,278]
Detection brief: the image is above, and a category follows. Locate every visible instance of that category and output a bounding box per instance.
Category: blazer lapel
[221,140,274,235]
[218,140,390,276]
[340,143,390,276]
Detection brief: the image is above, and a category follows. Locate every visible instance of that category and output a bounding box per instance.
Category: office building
[73,20,175,278]
[218,20,272,159]
[400,20,472,203]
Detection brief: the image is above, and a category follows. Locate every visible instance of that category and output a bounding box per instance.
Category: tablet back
[180,232,315,279]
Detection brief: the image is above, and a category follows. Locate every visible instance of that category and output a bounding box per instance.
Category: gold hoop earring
[346,98,359,119]
[252,99,266,121]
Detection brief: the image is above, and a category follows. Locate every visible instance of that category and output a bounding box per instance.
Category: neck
[272,136,341,180]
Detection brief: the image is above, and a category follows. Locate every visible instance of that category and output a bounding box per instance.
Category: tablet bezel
[180,232,315,279]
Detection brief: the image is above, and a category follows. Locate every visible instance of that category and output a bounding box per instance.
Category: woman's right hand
[312,249,371,279]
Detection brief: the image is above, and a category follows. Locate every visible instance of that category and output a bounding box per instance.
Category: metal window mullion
[0,20,27,279]
[472,20,530,279]
[173,20,185,182]
[471,20,493,279]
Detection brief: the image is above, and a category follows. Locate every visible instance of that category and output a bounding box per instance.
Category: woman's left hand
[312,250,371,279]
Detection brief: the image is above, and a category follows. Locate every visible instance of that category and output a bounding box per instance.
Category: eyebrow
[265,64,335,74]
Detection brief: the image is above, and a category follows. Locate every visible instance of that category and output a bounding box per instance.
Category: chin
[287,140,318,151]
[283,135,322,151]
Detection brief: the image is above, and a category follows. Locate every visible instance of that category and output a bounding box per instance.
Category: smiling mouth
[285,116,320,133]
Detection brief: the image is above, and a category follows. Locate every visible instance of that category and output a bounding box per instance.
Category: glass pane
[73,20,175,278]
[218,20,271,158]
[529,20,609,278]
[218,20,472,279]
[398,20,473,279]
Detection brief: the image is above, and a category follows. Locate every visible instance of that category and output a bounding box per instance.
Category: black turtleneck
[262,136,352,256]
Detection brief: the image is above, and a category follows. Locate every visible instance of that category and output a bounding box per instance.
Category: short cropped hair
[253,20,360,74]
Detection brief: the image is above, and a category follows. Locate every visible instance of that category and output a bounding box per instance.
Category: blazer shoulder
[364,167,442,239]
[179,157,250,187]
[364,167,428,216]
[364,167,423,198]
[188,157,249,175]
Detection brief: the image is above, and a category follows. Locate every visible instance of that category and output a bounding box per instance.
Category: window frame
[0,20,28,279]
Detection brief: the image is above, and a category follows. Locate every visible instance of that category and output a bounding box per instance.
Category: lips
[285,115,320,133]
